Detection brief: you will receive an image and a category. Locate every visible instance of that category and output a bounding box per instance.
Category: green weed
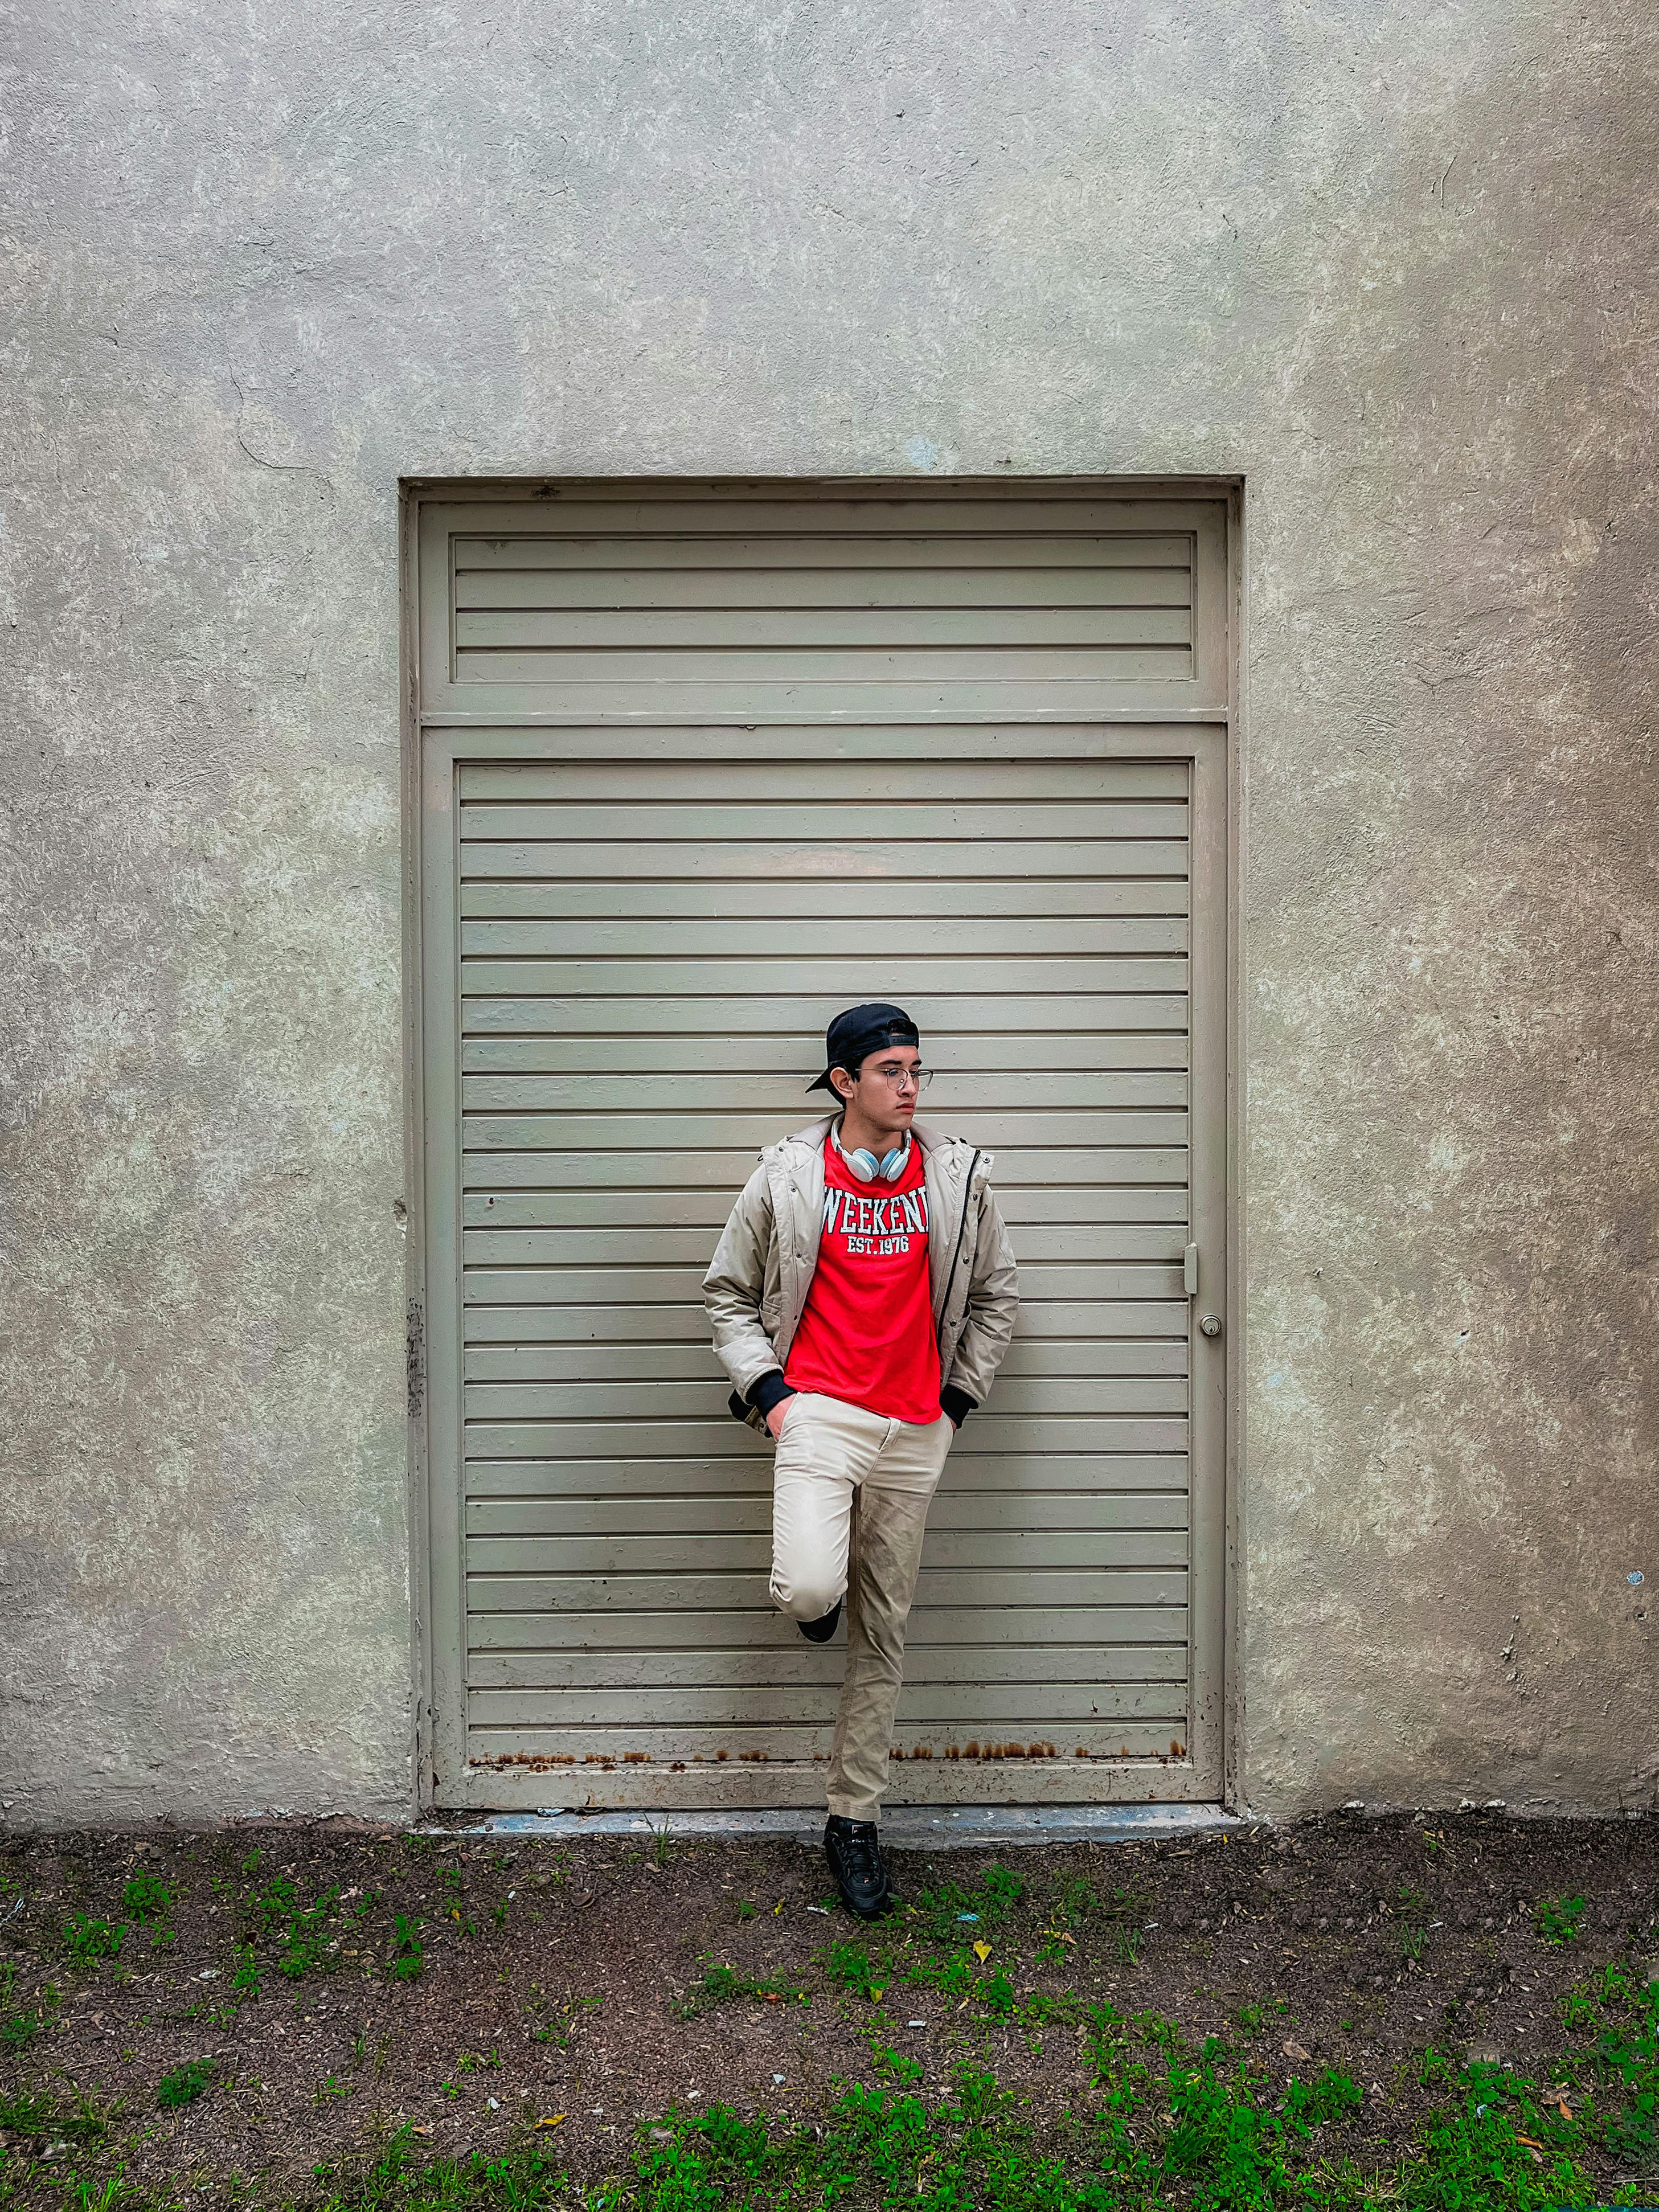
[867,2041,924,2083]
[62,1911,125,1963]
[1105,1922,1145,1969]
[1136,2008,1193,2058]
[1283,2067,1365,2135]
[120,1872,173,1924]
[1048,1878,1152,1969]
[1533,1894,1586,1945]
[824,1938,887,1999]
[1056,1872,1098,1920]
[527,1990,600,2046]
[155,2058,214,2109]
[979,1969,1018,2015]
[389,1912,425,1980]
[902,1948,975,2001]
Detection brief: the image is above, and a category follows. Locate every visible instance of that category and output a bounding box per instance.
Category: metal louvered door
[415,484,1231,1811]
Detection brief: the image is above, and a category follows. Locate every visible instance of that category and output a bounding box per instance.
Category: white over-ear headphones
[833,1124,911,1183]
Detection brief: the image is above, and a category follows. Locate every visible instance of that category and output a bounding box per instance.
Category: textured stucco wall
[3,1,1654,1827]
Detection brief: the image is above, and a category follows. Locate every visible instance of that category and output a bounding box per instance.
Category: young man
[702,1002,1019,1918]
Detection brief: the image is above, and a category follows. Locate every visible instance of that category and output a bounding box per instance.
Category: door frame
[401,475,1245,1814]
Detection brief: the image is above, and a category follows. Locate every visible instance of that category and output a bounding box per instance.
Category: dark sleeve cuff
[940,1384,977,1427]
[746,1370,798,1418]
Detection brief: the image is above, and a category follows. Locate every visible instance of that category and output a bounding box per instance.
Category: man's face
[834,1043,923,1142]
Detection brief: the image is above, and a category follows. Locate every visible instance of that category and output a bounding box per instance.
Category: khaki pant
[769,1390,953,1822]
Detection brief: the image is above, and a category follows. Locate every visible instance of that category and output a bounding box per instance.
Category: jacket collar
[762,1115,982,1169]
[765,1116,837,1169]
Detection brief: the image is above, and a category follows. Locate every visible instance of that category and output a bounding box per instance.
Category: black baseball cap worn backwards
[806,1002,922,1095]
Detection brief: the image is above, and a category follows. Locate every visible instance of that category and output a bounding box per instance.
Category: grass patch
[244,1874,341,1981]
[0,2084,112,2143]
[526,1989,602,2048]
[11,2005,1658,2212]
[8,1841,1657,2212]
[0,1957,60,2051]
[912,1859,1025,1945]
[1040,1873,1153,1968]
[673,1962,810,2019]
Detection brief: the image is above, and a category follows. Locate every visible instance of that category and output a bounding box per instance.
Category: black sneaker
[797,1598,842,1644]
[825,1814,893,1919]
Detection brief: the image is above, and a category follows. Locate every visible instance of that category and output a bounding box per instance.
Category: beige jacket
[702,1116,1019,1437]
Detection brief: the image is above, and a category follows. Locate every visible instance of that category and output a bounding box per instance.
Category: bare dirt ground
[0,1809,1655,2206]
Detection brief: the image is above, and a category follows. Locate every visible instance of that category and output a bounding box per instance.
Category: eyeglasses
[863,1063,932,1092]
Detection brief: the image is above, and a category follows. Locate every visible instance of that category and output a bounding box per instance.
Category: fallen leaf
[1514,2134,1545,2150]
[870,1986,885,2000]
[410,2125,433,2139]
[1555,2100,1572,2120]
[973,1941,992,1963]
[1043,1928,1076,1947]
[534,2116,565,2131]
[1282,2039,1312,2062]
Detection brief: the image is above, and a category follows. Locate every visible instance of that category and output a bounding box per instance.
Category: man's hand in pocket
[765,1395,796,1441]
